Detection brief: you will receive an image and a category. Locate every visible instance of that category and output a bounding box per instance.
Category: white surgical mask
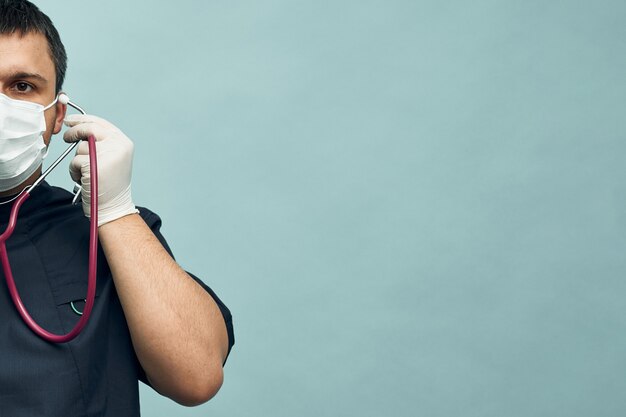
[0,93,58,192]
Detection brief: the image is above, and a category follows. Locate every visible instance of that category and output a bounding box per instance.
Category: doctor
[0,1,233,415]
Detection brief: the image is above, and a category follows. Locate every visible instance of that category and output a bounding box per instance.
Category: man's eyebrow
[4,71,49,84]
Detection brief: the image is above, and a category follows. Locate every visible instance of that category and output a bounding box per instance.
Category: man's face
[0,31,66,146]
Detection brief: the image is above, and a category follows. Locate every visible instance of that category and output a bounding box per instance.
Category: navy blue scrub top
[0,182,234,416]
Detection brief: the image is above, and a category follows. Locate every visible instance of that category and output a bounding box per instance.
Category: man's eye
[13,82,33,93]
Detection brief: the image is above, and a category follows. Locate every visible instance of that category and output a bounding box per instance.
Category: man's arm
[99,214,229,406]
[63,114,231,406]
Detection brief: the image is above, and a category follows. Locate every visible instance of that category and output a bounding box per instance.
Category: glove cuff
[98,205,140,227]
[83,184,139,227]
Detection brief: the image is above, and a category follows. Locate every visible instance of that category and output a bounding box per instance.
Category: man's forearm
[98,213,229,406]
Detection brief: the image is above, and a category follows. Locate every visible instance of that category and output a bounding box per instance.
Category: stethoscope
[0,93,98,343]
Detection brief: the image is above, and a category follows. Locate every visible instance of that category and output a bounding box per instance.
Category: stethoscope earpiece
[58,94,86,115]
[58,93,70,105]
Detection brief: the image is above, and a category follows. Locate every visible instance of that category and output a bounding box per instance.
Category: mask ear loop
[42,94,60,111]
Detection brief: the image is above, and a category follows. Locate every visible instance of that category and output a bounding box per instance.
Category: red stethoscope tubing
[0,135,98,343]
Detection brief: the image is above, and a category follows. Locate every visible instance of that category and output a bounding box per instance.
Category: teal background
[36,0,626,416]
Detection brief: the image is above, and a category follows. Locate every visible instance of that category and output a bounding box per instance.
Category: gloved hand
[63,114,139,227]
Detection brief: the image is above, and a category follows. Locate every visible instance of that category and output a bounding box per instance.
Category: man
[0,1,234,415]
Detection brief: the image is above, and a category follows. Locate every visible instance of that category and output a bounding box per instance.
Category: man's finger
[64,114,123,132]
[69,154,89,183]
[63,122,111,143]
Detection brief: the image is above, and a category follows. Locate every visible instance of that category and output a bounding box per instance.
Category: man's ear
[52,95,67,134]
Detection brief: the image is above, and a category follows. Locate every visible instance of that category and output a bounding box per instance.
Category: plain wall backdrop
[31,0,626,416]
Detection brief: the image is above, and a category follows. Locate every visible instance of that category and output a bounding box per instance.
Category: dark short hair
[0,0,67,93]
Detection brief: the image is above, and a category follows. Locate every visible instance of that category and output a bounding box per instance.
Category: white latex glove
[63,114,138,227]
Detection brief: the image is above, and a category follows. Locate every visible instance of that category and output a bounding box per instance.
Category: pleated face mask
[0,93,58,192]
